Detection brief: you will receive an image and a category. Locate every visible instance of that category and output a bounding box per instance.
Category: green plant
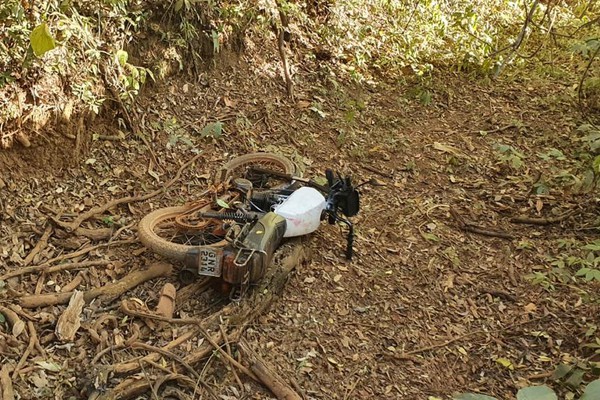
[495,143,525,169]
[114,49,154,102]
[454,379,600,400]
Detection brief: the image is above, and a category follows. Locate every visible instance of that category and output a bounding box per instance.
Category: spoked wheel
[138,205,229,262]
[214,152,298,189]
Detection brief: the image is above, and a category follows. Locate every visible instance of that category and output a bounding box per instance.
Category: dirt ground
[1,49,599,400]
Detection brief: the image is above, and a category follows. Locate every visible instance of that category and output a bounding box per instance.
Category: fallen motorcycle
[138,153,361,298]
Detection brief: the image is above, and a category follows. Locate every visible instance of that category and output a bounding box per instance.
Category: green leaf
[200,122,223,138]
[516,386,557,400]
[581,379,600,400]
[593,155,600,175]
[115,49,128,67]
[0,312,5,324]
[565,368,585,388]
[174,0,184,12]
[453,394,498,400]
[576,267,590,277]
[30,23,56,57]
[420,232,439,242]
[552,363,572,380]
[216,199,229,209]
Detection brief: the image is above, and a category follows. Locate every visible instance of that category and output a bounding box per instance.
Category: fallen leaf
[35,360,62,372]
[433,142,462,156]
[523,303,537,313]
[12,320,25,337]
[496,357,514,370]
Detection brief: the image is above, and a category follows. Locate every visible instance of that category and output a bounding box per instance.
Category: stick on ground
[19,262,173,308]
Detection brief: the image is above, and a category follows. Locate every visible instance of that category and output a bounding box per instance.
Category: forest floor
[1,49,599,400]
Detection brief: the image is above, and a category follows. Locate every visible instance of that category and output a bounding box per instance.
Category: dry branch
[511,209,577,225]
[12,322,38,379]
[0,260,112,281]
[0,306,25,338]
[53,153,202,232]
[238,338,302,400]
[23,224,53,266]
[393,315,548,359]
[450,207,513,240]
[0,239,135,281]
[19,262,172,308]
[0,365,15,400]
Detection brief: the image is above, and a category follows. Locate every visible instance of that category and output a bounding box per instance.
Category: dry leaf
[55,290,85,342]
[12,320,25,337]
[524,303,537,313]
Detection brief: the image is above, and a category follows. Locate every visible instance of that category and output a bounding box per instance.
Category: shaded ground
[1,50,599,400]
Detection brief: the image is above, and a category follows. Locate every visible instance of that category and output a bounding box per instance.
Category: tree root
[511,209,577,225]
[53,153,203,233]
[18,262,172,308]
[22,224,53,266]
[450,207,513,240]
[0,240,135,281]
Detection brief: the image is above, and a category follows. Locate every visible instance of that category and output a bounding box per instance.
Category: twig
[12,321,38,379]
[362,164,393,179]
[54,153,202,232]
[525,371,554,380]
[132,342,199,379]
[197,325,259,381]
[478,288,517,302]
[511,209,577,225]
[0,238,135,281]
[131,342,219,399]
[395,315,548,359]
[577,42,600,112]
[23,224,53,266]
[112,319,213,375]
[469,124,518,134]
[138,361,160,400]
[343,377,361,400]
[275,0,294,98]
[1,257,116,281]
[450,207,513,240]
[220,323,244,393]
[495,0,540,77]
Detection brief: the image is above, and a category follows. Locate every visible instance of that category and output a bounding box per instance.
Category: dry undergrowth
[1,41,600,400]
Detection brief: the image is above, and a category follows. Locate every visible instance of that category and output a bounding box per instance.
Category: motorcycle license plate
[198,248,222,277]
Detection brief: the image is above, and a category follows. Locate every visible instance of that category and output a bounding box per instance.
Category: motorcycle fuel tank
[275,187,326,237]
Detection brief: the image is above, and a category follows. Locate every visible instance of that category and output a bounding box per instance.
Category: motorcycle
[138,153,362,298]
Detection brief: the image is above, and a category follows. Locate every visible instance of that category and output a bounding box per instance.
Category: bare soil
[1,50,599,400]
